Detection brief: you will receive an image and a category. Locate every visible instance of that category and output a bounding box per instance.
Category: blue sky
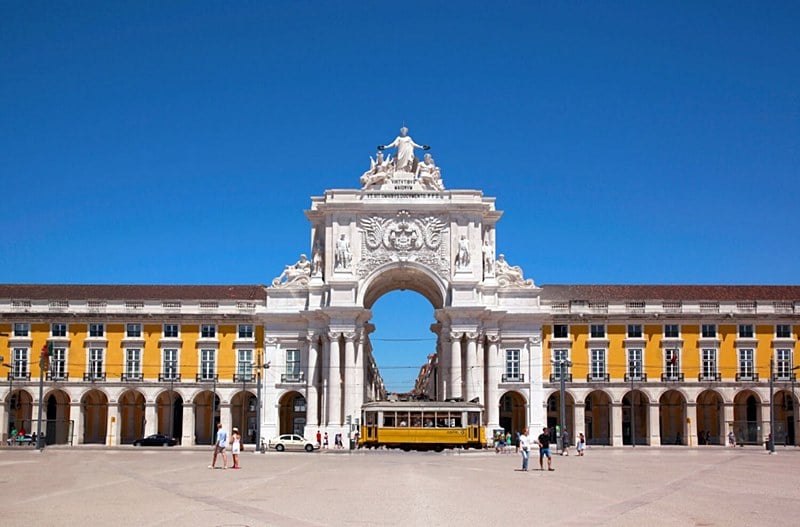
[2,2,798,390]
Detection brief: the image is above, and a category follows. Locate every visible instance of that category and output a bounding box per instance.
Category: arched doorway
[44,389,71,445]
[194,390,218,445]
[119,390,145,444]
[6,389,33,438]
[157,390,183,443]
[622,389,649,446]
[546,391,574,438]
[696,390,723,445]
[81,389,108,444]
[774,390,796,446]
[499,391,526,437]
[232,390,257,444]
[733,390,761,444]
[584,391,611,445]
[659,389,687,445]
[279,391,307,435]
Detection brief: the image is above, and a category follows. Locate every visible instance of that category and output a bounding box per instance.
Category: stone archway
[81,389,108,444]
[119,390,145,444]
[194,391,217,445]
[498,391,526,437]
[774,390,796,446]
[659,389,687,445]
[6,389,33,438]
[733,390,761,444]
[622,389,649,446]
[279,391,307,436]
[546,390,574,438]
[44,389,71,445]
[696,390,724,445]
[157,390,183,442]
[231,390,257,444]
[584,390,611,445]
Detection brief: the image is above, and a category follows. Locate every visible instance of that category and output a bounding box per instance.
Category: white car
[268,434,319,452]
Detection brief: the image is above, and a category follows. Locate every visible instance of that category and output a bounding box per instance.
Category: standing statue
[379,126,430,173]
[335,234,352,270]
[455,235,471,270]
[482,237,495,276]
[312,240,324,276]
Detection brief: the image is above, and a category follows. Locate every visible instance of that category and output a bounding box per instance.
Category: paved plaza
[0,445,798,526]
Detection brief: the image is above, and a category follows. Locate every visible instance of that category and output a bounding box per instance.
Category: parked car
[267,434,318,452]
[132,434,178,447]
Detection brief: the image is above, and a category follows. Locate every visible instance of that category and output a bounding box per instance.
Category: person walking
[316,429,322,447]
[538,427,554,471]
[209,423,228,469]
[561,427,570,456]
[230,427,241,469]
[519,427,531,471]
[323,432,329,449]
[576,432,586,456]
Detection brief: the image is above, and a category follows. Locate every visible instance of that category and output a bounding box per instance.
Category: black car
[132,434,178,447]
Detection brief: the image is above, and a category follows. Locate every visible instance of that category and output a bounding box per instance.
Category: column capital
[343,332,357,342]
[327,331,342,341]
[527,336,542,346]
[486,333,501,344]
[449,332,464,341]
[264,336,279,346]
[465,332,480,341]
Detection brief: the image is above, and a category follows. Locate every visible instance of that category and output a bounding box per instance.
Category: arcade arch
[546,390,575,436]
[193,391,218,445]
[231,390,257,444]
[659,389,687,445]
[279,391,307,436]
[44,389,71,445]
[499,391,526,436]
[622,389,649,446]
[696,389,724,445]
[584,390,611,445]
[733,390,761,444]
[81,389,108,444]
[156,390,183,442]
[119,389,145,444]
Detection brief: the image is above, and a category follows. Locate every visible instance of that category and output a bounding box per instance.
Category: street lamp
[553,359,572,451]
[255,354,270,451]
[630,359,640,448]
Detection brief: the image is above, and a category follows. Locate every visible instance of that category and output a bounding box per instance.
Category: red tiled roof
[540,285,800,302]
[0,284,266,301]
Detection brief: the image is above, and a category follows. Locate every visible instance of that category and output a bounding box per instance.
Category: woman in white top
[230,427,242,469]
[519,427,531,471]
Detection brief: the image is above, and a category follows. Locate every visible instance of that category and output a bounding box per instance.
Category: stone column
[527,336,545,431]
[450,333,463,400]
[144,402,157,436]
[686,402,698,446]
[219,403,232,438]
[327,332,342,427]
[649,404,661,446]
[72,402,84,445]
[485,334,500,428]
[611,402,623,446]
[574,402,586,438]
[305,332,320,428]
[353,329,365,413]
[343,332,357,424]
[437,333,449,400]
[107,404,120,446]
[182,403,194,445]
[464,332,479,403]
[722,401,734,443]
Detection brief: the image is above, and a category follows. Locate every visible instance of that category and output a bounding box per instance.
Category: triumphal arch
[263,127,545,440]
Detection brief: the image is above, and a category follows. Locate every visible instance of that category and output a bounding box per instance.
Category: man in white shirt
[519,427,531,471]
[209,423,228,469]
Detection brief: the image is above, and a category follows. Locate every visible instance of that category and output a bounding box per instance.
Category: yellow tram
[359,401,486,451]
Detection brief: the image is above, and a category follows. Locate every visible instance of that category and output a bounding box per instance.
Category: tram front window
[384,414,396,427]
[468,412,480,426]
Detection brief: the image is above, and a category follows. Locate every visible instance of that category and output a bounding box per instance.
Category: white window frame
[125,348,142,380]
[163,324,180,338]
[738,324,754,338]
[200,324,217,339]
[738,348,755,379]
[237,349,254,380]
[590,325,605,339]
[589,349,606,381]
[776,324,792,339]
[50,346,67,380]
[11,348,29,378]
[199,349,216,380]
[664,324,680,339]
[627,348,643,380]
[162,348,179,381]
[505,349,521,381]
[701,324,716,338]
[13,323,30,337]
[285,349,301,381]
[664,348,681,380]
[775,349,793,380]
[88,348,105,379]
[238,324,254,339]
[552,324,569,339]
[627,325,642,338]
[700,348,718,380]
[89,323,105,338]
[51,323,68,338]
[126,323,142,338]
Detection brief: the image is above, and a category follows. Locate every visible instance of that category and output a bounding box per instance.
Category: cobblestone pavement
[0,446,798,526]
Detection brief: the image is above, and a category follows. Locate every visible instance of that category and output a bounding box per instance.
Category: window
[12,348,28,378]
[238,324,254,339]
[738,324,754,338]
[664,348,680,379]
[627,349,643,380]
[590,325,605,338]
[163,349,179,380]
[664,325,679,338]
[50,347,67,380]
[126,323,142,338]
[125,349,141,379]
[775,349,793,380]
[88,348,104,379]
[285,349,301,381]
[89,323,104,337]
[738,349,754,379]
[201,324,216,338]
[237,349,253,380]
[701,324,716,338]
[627,325,642,338]
[200,349,216,380]
[589,349,606,380]
[52,323,67,337]
[551,349,569,381]
[505,349,521,381]
[164,324,179,338]
[700,349,717,380]
[553,325,569,339]
[13,323,29,337]
[776,325,792,339]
